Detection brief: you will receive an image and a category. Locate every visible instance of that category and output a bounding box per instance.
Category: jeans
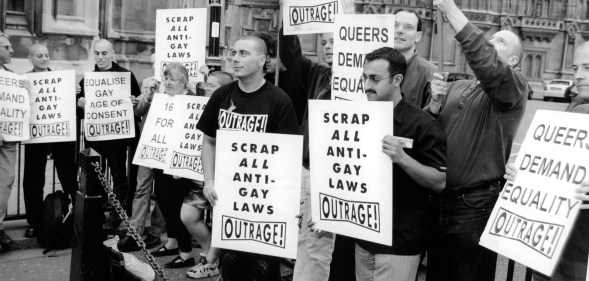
[23,142,79,229]
[355,244,420,281]
[0,142,17,230]
[121,165,164,236]
[427,183,500,281]
[532,252,587,281]
[293,167,335,281]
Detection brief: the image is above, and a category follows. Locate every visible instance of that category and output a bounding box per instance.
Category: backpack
[38,190,73,253]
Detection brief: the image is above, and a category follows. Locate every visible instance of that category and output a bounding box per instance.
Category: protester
[505,41,589,281]
[180,69,233,279]
[22,44,79,239]
[117,52,165,252]
[76,39,141,230]
[277,27,337,281]
[393,9,437,108]
[146,63,198,268]
[424,0,530,280]
[197,35,299,281]
[355,46,446,281]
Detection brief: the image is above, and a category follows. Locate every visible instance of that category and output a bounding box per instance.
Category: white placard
[282,0,342,35]
[308,100,393,245]
[24,70,76,144]
[211,130,302,259]
[331,14,394,101]
[480,110,588,276]
[163,95,208,181]
[83,72,135,141]
[155,8,207,84]
[0,71,30,141]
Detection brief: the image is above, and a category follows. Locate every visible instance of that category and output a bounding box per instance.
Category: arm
[76,78,85,118]
[202,134,217,206]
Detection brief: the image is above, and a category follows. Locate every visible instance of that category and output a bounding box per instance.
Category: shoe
[150,245,178,257]
[186,257,220,279]
[0,230,14,247]
[117,236,141,252]
[165,255,195,269]
[24,227,36,238]
[144,234,161,249]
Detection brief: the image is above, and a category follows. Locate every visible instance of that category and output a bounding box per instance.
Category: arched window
[535,55,543,79]
[526,55,533,78]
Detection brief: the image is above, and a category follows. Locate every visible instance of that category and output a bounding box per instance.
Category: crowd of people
[0,0,588,280]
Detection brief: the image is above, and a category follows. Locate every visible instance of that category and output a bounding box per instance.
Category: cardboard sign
[155,8,207,84]
[308,100,393,245]
[24,70,76,144]
[480,110,589,276]
[211,130,302,259]
[83,72,135,141]
[282,0,342,35]
[331,14,394,101]
[0,71,30,141]
[163,95,208,181]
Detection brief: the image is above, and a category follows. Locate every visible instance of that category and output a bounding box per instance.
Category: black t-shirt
[197,81,300,137]
[357,98,447,255]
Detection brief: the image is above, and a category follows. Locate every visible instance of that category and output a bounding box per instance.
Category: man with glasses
[355,46,446,281]
[393,9,437,108]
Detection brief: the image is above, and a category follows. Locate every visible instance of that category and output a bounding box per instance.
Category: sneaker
[144,234,161,249]
[186,257,219,279]
[165,255,195,269]
[117,236,141,252]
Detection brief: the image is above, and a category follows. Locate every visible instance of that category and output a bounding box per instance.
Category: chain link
[92,162,169,281]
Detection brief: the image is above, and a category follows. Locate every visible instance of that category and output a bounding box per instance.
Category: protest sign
[0,71,30,141]
[155,8,207,84]
[24,70,76,144]
[83,72,135,141]
[480,110,589,276]
[211,130,302,259]
[282,0,342,35]
[163,95,208,181]
[331,14,394,101]
[308,100,393,245]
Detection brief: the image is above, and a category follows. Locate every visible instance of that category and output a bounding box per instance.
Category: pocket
[460,187,499,210]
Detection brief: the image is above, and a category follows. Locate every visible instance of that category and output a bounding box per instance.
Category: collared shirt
[402,50,436,108]
[435,23,529,189]
[357,98,446,255]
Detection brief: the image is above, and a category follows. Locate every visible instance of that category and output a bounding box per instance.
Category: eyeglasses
[361,74,392,84]
[163,76,181,83]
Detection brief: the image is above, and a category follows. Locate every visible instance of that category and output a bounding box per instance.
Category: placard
[282,0,342,35]
[480,110,588,276]
[83,72,135,141]
[211,130,302,259]
[155,8,207,84]
[24,70,76,144]
[0,71,30,141]
[331,14,394,101]
[308,100,393,245]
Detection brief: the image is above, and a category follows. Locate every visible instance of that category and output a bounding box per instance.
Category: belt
[441,179,504,199]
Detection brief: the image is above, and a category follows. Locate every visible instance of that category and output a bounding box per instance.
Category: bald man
[76,39,141,229]
[21,44,79,239]
[195,35,299,280]
[424,1,530,280]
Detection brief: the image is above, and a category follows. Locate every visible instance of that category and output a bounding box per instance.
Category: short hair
[236,35,268,56]
[252,33,277,58]
[0,32,9,41]
[394,9,422,32]
[365,47,407,79]
[163,62,189,84]
[209,71,234,86]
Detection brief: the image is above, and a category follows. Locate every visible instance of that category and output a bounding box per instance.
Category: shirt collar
[394,97,408,125]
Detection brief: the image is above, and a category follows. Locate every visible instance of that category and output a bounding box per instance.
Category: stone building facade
[1,0,587,83]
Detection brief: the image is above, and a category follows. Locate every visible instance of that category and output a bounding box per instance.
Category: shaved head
[94,39,113,51]
[236,36,267,56]
[93,39,114,70]
[573,41,589,98]
[28,44,48,56]
[490,30,523,67]
[28,44,50,71]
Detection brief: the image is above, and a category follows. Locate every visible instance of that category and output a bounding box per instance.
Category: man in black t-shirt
[196,35,299,281]
[356,47,447,281]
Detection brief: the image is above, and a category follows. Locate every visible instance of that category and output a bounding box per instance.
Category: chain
[91,162,169,281]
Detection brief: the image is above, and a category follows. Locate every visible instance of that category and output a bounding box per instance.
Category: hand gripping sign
[480,110,589,276]
[211,130,302,259]
[25,70,76,144]
[308,100,393,245]
[83,72,135,141]
[0,71,30,141]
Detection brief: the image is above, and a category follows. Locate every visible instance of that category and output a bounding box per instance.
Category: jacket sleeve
[455,23,527,112]
[76,78,85,119]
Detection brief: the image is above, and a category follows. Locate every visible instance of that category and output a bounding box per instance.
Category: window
[7,0,24,11]
[56,0,75,16]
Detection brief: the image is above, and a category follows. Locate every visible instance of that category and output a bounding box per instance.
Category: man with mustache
[425,0,530,280]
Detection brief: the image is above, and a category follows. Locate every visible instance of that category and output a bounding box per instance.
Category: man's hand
[433,0,459,14]
[203,180,218,207]
[382,135,408,164]
[141,77,159,101]
[20,79,31,93]
[575,182,589,209]
[76,85,81,95]
[199,65,211,77]
[430,72,448,102]
[130,95,138,107]
[504,163,517,181]
[77,97,86,109]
